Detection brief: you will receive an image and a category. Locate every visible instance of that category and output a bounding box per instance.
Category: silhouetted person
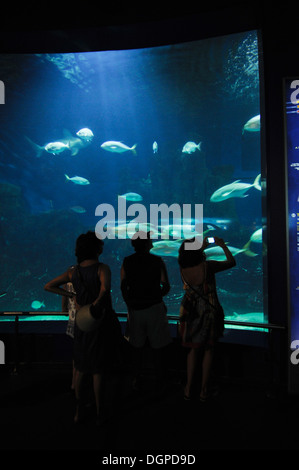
[44,231,119,425]
[178,236,236,401]
[121,231,172,390]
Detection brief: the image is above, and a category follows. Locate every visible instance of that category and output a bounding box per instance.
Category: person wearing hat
[120,231,172,390]
[44,231,118,425]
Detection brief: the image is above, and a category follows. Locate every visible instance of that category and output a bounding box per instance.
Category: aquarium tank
[0,29,267,329]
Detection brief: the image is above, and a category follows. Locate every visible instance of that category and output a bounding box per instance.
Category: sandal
[184,394,192,401]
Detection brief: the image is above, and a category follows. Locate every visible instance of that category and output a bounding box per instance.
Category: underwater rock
[0,182,28,217]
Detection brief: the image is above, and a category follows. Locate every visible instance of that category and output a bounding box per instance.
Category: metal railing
[0,310,286,330]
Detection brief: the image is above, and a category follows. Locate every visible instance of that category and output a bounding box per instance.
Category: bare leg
[74,371,84,423]
[132,347,143,390]
[184,348,199,398]
[200,346,214,400]
[71,361,77,390]
[93,373,103,418]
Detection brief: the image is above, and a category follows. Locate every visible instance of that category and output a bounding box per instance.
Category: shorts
[128,302,172,349]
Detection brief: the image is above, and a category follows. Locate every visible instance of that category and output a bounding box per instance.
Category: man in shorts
[121,231,172,390]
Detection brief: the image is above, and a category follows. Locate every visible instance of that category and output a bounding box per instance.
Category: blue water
[0,30,266,324]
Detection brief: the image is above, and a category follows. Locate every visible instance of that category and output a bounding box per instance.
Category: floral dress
[179,262,224,348]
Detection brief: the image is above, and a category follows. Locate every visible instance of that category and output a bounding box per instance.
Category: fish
[210,174,261,202]
[31,300,45,309]
[225,311,264,325]
[101,141,137,155]
[70,206,86,213]
[242,114,260,134]
[106,222,160,239]
[119,192,143,202]
[64,174,90,185]
[205,243,258,260]
[249,227,263,243]
[76,128,94,142]
[203,218,232,231]
[151,241,257,260]
[150,240,182,257]
[25,128,92,157]
[153,141,158,153]
[182,141,202,154]
[160,223,203,239]
[44,141,70,155]
[242,227,266,256]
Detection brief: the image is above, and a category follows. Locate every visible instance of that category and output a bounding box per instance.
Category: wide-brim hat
[76,304,100,332]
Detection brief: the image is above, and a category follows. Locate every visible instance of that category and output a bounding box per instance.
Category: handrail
[0,311,286,331]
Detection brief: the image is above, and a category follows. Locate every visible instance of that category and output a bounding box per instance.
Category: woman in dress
[44,231,118,424]
[178,236,236,402]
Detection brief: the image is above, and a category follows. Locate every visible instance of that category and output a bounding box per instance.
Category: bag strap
[180,269,217,311]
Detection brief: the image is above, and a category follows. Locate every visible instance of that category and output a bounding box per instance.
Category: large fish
[160,223,203,239]
[225,311,264,327]
[65,174,90,185]
[210,174,261,202]
[204,244,256,261]
[150,241,256,259]
[243,227,266,256]
[150,240,182,257]
[101,141,137,155]
[106,222,159,239]
[44,141,70,155]
[26,128,92,157]
[242,114,260,133]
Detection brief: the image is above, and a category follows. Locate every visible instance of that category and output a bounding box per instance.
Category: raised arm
[205,236,236,273]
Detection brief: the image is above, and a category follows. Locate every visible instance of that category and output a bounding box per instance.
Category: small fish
[153,141,158,153]
[119,192,143,202]
[65,174,90,185]
[70,206,86,213]
[182,141,201,154]
[210,174,261,202]
[31,300,45,309]
[242,114,260,133]
[101,141,137,155]
[0,292,7,298]
[76,128,94,142]
[44,141,70,155]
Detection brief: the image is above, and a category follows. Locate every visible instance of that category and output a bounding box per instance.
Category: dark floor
[0,352,299,460]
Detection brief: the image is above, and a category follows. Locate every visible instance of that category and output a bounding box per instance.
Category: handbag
[74,265,110,332]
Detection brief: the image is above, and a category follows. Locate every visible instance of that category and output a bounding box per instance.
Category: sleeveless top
[71,263,102,306]
[123,253,163,309]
